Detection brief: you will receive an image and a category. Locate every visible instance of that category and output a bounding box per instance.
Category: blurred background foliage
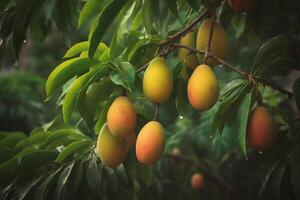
[0,0,300,200]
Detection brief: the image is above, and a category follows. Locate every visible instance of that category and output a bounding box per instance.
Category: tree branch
[165,154,250,200]
[153,103,160,121]
[204,13,216,64]
[172,43,294,98]
[158,9,212,47]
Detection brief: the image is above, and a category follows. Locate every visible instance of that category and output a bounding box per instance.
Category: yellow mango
[187,64,219,111]
[143,57,173,103]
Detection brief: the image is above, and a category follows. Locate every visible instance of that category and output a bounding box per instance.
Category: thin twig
[159,9,212,47]
[204,13,216,64]
[172,43,294,98]
[153,103,160,121]
[165,154,250,200]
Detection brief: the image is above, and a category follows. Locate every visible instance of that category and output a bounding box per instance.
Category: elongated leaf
[167,0,178,18]
[78,0,102,29]
[62,66,109,124]
[77,78,115,128]
[55,162,75,199]
[55,140,93,162]
[0,132,26,148]
[110,62,135,92]
[259,57,300,77]
[142,0,154,34]
[137,163,153,186]
[13,0,43,58]
[46,58,97,98]
[252,35,291,74]
[86,157,103,198]
[235,89,254,157]
[89,0,129,59]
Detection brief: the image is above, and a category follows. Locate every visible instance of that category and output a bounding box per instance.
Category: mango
[247,106,277,151]
[143,57,173,103]
[228,0,254,12]
[107,96,137,138]
[190,173,204,190]
[97,124,127,167]
[179,32,199,69]
[196,19,229,65]
[136,121,165,165]
[187,64,219,111]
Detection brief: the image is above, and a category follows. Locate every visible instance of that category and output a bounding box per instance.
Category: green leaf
[78,0,103,29]
[186,0,201,11]
[110,2,141,59]
[211,80,249,137]
[142,0,155,34]
[252,35,291,75]
[12,0,43,58]
[176,79,191,116]
[137,163,153,186]
[231,13,246,38]
[15,131,51,149]
[235,89,254,157]
[64,41,89,58]
[54,162,75,199]
[94,88,123,133]
[64,41,108,59]
[167,0,178,18]
[86,157,103,198]
[110,62,136,92]
[62,65,109,124]
[78,78,115,128]
[0,149,57,180]
[293,77,300,111]
[88,0,129,59]
[41,129,86,149]
[128,41,157,67]
[55,140,93,162]
[0,131,27,148]
[258,57,300,76]
[46,58,97,98]
[34,168,62,200]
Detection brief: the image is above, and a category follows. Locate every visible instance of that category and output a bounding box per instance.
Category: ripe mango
[196,19,229,65]
[143,57,173,103]
[187,64,219,111]
[136,121,165,165]
[97,124,127,167]
[190,173,204,190]
[107,96,137,138]
[247,106,277,151]
[179,32,199,69]
[228,0,254,12]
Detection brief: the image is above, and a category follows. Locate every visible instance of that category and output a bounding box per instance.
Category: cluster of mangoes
[97,57,171,168]
[96,0,275,169]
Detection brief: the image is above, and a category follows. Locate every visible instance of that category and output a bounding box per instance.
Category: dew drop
[178,115,183,119]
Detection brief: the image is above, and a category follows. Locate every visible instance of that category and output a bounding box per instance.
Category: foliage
[1,0,300,199]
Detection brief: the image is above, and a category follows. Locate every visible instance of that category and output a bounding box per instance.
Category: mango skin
[136,121,165,165]
[190,173,204,190]
[107,96,137,138]
[143,57,173,103]
[179,32,199,69]
[196,19,229,66]
[187,64,219,111]
[247,106,277,151]
[228,0,254,12]
[97,124,127,168]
